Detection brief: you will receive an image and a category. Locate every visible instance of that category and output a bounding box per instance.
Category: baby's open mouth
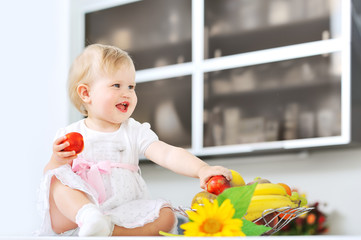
[116,101,129,113]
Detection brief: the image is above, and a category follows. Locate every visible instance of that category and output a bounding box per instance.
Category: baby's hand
[51,135,78,166]
[198,165,232,189]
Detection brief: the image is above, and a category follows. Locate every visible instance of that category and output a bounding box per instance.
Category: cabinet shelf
[206,76,340,106]
[206,16,330,58]
[129,39,191,70]
[203,77,342,148]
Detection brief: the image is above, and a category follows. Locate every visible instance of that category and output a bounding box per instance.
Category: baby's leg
[112,207,176,236]
[49,176,91,233]
[49,176,113,236]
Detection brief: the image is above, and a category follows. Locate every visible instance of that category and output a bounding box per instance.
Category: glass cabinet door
[85,0,192,70]
[132,76,192,148]
[203,53,342,147]
[204,0,341,59]
[80,0,354,156]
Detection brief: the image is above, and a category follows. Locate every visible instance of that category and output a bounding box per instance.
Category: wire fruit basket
[172,206,314,236]
[253,206,314,235]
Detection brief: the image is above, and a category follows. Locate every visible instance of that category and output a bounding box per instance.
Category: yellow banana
[253,183,288,196]
[244,195,298,221]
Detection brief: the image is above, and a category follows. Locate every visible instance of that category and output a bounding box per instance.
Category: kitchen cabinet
[81,0,361,156]
[84,0,192,70]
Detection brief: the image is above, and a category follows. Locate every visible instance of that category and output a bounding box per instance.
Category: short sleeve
[127,118,159,155]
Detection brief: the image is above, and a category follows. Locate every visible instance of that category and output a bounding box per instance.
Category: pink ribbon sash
[72,158,139,203]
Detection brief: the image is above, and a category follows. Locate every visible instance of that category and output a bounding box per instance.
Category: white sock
[75,203,113,237]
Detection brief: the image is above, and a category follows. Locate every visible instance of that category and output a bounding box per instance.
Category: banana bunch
[244,183,299,221]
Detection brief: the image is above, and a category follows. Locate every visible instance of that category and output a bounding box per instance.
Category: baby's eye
[128,85,135,90]
[113,84,120,88]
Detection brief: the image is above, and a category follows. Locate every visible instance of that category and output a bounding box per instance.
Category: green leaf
[217,183,258,219]
[242,219,272,236]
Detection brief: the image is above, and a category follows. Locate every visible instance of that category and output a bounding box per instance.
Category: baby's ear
[77,84,91,103]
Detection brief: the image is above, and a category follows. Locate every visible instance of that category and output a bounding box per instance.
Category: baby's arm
[145,141,232,189]
[43,135,78,173]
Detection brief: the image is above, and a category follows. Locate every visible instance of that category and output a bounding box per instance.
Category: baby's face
[86,65,137,130]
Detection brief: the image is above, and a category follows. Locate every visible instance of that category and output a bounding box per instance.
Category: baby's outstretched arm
[145,141,232,189]
[44,135,78,173]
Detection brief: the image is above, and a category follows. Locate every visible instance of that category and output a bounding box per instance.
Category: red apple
[206,175,231,195]
[62,132,84,154]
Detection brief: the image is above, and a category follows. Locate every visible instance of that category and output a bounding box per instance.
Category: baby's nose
[121,91,130,98]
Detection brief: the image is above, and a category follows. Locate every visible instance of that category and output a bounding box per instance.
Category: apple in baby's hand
[62,132,84,154]
[206,175,231,195]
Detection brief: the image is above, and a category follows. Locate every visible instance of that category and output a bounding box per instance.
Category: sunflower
[181,198,245,236]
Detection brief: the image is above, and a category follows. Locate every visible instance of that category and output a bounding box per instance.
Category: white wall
[141,148,361,235]
[0,0,70,236]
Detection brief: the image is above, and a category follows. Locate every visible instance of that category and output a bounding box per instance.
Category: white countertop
[0,236,360,240]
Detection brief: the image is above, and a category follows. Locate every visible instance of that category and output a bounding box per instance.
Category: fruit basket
[252,206,314,235]
[165,173,313,237]
[172,205,314,236]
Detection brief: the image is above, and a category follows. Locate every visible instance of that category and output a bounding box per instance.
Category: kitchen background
[0,0,360,236]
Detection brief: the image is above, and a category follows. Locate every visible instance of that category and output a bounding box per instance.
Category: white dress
[37,118,175,236]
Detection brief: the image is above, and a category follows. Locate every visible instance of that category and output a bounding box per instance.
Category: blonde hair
[68,44,134,116]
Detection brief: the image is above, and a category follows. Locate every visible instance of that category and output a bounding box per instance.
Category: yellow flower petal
[203,198,217,217]
[181,197,245,237]
[186,210,204,223]
[218,199,235,221]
